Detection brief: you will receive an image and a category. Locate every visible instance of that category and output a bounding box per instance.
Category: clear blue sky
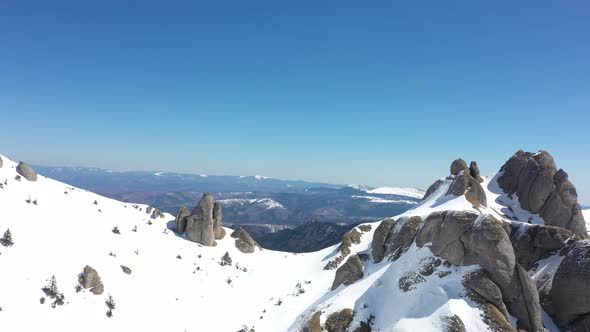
[1,1,589,203]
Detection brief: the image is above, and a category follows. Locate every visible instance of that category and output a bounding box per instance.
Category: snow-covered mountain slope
[366,186,425,199]
[1,152,587,332]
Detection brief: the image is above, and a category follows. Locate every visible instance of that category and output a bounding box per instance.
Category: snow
[584,209,590,231]
[217,198,285,210]
[254,175,272,180]
[352,195,419,205]
[367,187,425,199]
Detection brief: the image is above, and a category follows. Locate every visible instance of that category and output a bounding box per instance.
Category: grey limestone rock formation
[0,155,3,168]
[231,227,260,253]
[78,265,104,295]
[422,179,445,200]
[383,216,422,261]
[510,223,573,269]
[331,255,364,290]
[178,193,226,246]
[325,308,354,332]
[16,161,37,181]
[497,150,587,236]
[371,218,395,263]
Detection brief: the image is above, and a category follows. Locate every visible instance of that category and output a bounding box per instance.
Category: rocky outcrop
[331,255,364,290]
[325,309,354,332]
[302,311,322,332]
[0,155,3,168]
[16,161,37,181]
[551,240,590,327]
[371,218,395,263]
[383,216,421,261]
[179,193,226,246]
[150,208,164,219]
[422,179,445,200]
[469,161,480,179]
[510,223,573,269]
[450,158,468,175]
[325,227,363,270]
[416,211,544,331]
[447,170,487,207]
[231,227,260,253]
[497,150,587,236]
[464,269,510,320]
[78,265,104,295]
[175,206,189,233]
[441,315,467,332]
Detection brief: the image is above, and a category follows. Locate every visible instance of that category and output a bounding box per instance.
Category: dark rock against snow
[325,308,354,332]
[371,218,395,263]
[120,265,132,275]
[441,315,466,332]
[184,193,225,246]
[0,155,3,168]
[469,161,481,179]
[175,206,189,233]
[331,255,364,290]
[447,169,487,207]
[422,178,445,200]
[150,208,164,219]
[450,158,468,175]
[463,269,510,320]
[497,150,587,236]
[78,265,104,295]
[383,216,421,261]
[324,227,363,270]
[231,227,260,254]
[16,161,37,181]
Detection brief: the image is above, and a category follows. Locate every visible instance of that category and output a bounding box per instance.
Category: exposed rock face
[383,216,421,261]
[175,206,189,233]
[510,223,572,269]
[231,227,260,253]
[450,158,468,175]
[78,265,104,295]
[441,315,466,332]
[0,155,3,168]
[469,161,480,179]
[497,150,587,236]
[302,311,322,332]
[325,309,354,332]
[551,240,590,327]
[447,170,487,207]
[371,219,395,263]
[331,255,364,290]
[181,193,226,246]
[416,211,544,331]
[463,269,510,320]
[422,179,445,200]
[324,227,363,270]
[150,208,164,219]
[16,161,37,181]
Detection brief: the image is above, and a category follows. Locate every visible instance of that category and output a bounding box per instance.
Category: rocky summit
[0,151,589,331]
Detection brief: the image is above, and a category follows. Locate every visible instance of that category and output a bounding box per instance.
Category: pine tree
[1,228,13,247]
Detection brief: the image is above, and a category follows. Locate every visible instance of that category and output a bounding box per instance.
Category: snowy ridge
[217,197,286,210]
[366,186,425,199]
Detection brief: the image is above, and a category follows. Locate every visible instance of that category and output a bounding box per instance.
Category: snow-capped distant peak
[367,187,425,199]
[154,171,166,176]
[347,184,369,191]
[254,175,272,180]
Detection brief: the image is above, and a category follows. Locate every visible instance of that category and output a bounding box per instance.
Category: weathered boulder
[185,193,224,246]
[498,150,587,236]
[331,255,364,290]
[0,155,3,168]
[371,218,395,263]
[325,309,354,332]
[78,265,104,295]
[213,202,225,239]
[510,223,573,269]
[469,161,481,179]
[423,178,445,200]
[16,161,37,181]
[175,206,189,233]
[506,264,544,332]
[463,269,510,320]
[231,227,260,253]
[150,208,164,219]
[551,240,590,327]
[383,216,421,261]
[302,311,322,332]
[441,315,467,332]
[450,158,468,175]
[447,170,487,207]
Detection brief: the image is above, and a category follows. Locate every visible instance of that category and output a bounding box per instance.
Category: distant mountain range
[34,165,424,225]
